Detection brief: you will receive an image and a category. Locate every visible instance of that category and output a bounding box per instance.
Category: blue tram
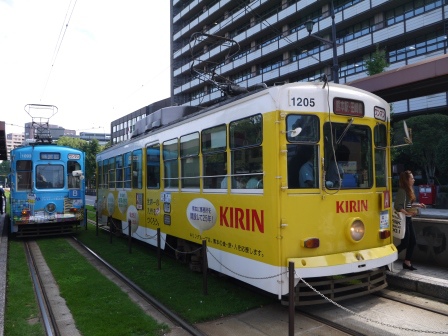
[6,103,87,237]
[7,143,86,237]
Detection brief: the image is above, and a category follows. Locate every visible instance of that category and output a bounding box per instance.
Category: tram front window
[286,114,319,189]
[324,123,372,189]
[68,161,82,189]
[36,165,63,189]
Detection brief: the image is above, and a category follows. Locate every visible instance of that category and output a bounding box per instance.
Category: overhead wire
[40,0,78,102]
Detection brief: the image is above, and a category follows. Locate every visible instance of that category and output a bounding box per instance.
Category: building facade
[24,122,76,142]
[111,97,171,145]
[5,133,25,161]
[170,0,448,116]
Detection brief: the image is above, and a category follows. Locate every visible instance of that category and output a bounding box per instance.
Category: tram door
[145,144,163,232]
[281,114,323,259]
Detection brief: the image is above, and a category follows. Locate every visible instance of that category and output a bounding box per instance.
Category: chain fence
[91,216,447,334]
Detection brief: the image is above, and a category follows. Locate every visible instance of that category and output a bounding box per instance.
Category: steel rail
[24,240,59,336]
[71,236,206,336]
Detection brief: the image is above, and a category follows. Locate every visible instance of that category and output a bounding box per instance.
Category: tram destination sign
[333,98,364,117]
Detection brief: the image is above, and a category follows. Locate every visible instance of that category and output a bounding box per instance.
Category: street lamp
[305,1,340,83]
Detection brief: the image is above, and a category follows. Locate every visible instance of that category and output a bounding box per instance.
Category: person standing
[0,186,5,215]
[299,146,315,188]
[394,170,425,270]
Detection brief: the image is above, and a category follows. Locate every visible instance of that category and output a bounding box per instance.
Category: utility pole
[305,1,339,83]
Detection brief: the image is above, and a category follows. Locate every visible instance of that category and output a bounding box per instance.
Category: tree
[435,133,448,179]
[57,137,103,187]
[84,139,102,188]
[393,114,448,183]
[364,44,389,76]
[56,136,87,150]
[0,160,10,186]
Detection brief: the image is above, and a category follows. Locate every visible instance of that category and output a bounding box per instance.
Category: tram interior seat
[246,177,263,189]
[36,181,52,188]
[342,174,357,187]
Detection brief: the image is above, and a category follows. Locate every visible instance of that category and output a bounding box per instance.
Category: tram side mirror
[403,121,412,144]
[283,127,302,138]
[72,170,85,180]
[390,120,412,148]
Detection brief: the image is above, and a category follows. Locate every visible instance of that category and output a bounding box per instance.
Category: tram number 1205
[290,97,315,107]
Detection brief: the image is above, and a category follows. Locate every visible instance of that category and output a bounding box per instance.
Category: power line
[40,0,78,101]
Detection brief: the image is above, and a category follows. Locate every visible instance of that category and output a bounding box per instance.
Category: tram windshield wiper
[336,118,354,145]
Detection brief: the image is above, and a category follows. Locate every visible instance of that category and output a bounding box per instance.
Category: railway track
[69,236,205,336]
[294,285,448,336]
[24,240,79,336]
[20,216,448,336]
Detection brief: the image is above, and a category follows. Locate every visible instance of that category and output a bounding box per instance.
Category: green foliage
[57,137,103,185]
[38,238,167,336]
[56,136,87,150]
[0,160,10,186]
[435,133,448,175]
[393,114,448,182]
[77,227,275,323]
[365,44,389,76]
[5,241,45,336]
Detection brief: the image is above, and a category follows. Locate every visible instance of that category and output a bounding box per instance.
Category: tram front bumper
[287,244,397,278]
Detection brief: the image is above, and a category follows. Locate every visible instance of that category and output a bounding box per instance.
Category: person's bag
[392,210,406,239]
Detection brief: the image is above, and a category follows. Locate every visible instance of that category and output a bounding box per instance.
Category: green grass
[5,201,275,334]
[75,226,276,323]
[5,241,45,336]
[37,238,168,336]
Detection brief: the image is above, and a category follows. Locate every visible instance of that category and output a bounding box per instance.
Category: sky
[0,0,171,135]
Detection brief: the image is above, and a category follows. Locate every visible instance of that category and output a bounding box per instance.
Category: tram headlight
[45,203,56,214]
[347,218,365,242]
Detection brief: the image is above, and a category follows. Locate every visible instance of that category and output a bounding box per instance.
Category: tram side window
[36,165,63,189]
[103,159,109,188]
[132,149,142,189]
[286,115,319,189]
[124,152,132,188]
[374,123,387,187]
[97,161,103,189]
[146,145,160,189]
[229,114,263,189]
[108,157,115,188]
[116,155,123,189]
[324,122,372,189]
[163,138,179,189]
[180,132,200,189]
[67,161,81,189]
[16,160,32,190]
[202,125,226,189]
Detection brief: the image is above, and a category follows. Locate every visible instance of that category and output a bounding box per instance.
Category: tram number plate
[289,96,315,107]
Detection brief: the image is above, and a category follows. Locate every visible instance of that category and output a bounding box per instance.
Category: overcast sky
[0,0,171,135]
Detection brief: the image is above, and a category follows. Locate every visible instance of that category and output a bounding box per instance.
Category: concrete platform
[387,259,448,301]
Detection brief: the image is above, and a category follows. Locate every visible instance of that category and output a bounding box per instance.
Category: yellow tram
[96,82,396,303]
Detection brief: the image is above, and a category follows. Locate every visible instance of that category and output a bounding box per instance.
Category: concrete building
[24,122,76,142]
[79,132,111,146]
[111,97,171,145]
[170,0,448,116]
[5,133,25,161]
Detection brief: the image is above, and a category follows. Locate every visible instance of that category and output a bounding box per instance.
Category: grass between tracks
[74,219,275,322]
[5,204,275,335]
[5,240,45,336]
